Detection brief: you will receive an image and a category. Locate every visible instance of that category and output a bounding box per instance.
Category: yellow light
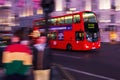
[110,32,118,40]
[37,8,43,14]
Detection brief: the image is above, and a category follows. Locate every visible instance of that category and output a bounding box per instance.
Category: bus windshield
[83,12,97,23]
[86,32,100,42]
[83,12,99,42]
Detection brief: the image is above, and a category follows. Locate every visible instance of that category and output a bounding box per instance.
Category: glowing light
[85,0,91,10]
[37,8,43,14]
[5,1,12,7]
[99,0,110,9]
[69,8,76,11]
[84,44,89,48]
[99,20,111,22]
[110,31,118,40]
[115,0,120,11]
[56,0,63,11]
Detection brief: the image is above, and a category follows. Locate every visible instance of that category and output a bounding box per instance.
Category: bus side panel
[49,40,67,49]
[49,40,58,49]
[72,41,84,50]
[63,31,74,49]
[56,40,67,49]
[64,31,84,50]
[72,23,84,31]
[71,23,85,50]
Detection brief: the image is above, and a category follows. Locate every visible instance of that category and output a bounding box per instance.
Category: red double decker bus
[33,11,101,51]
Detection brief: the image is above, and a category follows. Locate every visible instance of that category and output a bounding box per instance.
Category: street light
[41,0,55,42]
[40,1,55,80]
[41,0,55,13]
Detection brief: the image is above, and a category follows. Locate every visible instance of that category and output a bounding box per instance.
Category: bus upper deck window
[55,18,59,25]
[73,14,80,23]
[83,12,97,23]
[57,18,61,25]
[51,19,55,25]
[35,22,40,26]
[59,17,64,25]
[48,19,52,25]
[65,16,72,24]
[52,18,58,25]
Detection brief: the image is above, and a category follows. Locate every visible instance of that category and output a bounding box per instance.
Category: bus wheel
[66,44,72,51]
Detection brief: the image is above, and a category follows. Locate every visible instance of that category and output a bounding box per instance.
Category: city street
[51,42,120,80]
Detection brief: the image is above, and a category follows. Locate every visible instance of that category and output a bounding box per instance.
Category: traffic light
[41,0,55,13]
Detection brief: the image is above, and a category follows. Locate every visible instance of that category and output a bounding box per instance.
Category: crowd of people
[1,28,52,80]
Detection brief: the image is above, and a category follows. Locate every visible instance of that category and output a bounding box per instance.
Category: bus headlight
[85,44,89,48]
[98,43,101,47]
[76,41,79,44]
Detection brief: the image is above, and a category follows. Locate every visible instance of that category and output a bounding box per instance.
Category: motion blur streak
[63,67,116,80]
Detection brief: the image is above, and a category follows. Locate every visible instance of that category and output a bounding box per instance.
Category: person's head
[11,36,20,43]
[36,35,47,44]
[11,29,23,44]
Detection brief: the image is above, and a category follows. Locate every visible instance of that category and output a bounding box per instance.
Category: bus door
[49,32,58,48]
[75,31,84,50]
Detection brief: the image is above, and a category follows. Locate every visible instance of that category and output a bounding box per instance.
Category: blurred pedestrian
[28,28,52,80]
[34,34,47,51]
[2,31,33,80]
[20,38,39,71]
[33,33,52,80]
[34,34,47,70]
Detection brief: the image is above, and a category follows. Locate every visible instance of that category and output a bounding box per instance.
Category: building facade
[0,0,120,42]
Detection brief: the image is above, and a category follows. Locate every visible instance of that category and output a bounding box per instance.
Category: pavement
[0,64,71,80]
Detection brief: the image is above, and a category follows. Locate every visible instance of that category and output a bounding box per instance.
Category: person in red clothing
[2,31,33,80]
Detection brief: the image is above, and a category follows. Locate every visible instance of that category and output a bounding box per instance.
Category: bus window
[86,32,99,42]
[35,22,40,26]
[51,32,57,40]
[57,18,60,25]
[65,16,72,24]
[58,17,64,25]
[50,18,55,25]
[73,14,80,23]
[35,20,45,27]
[53,18,58,25]
[51,18,58,25]
[37,20,45,26]
[75,31,84,41]
[83,12,97,23]
[60,17,64,24]
[48,19,52,25]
